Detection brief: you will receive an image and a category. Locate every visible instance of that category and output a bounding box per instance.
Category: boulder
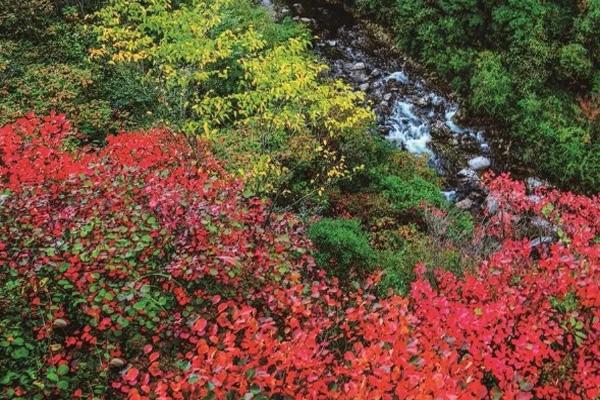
[455,198,474,210]
[458,168,479,182]
[467,156,491,171]
[350,62,366,71]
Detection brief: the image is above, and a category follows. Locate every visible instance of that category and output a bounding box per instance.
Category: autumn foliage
[1,115,600,399]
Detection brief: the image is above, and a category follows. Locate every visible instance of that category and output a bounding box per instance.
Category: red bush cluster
[1,114,599,399]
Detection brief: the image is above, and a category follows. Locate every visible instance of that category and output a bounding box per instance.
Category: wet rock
[299,17,313,24]
[458,168,479,182]
[292,2,304,14]
[443,190,458,202]
[467,156,491,171]
[415,96,430,107]
[352,71,369,83]
[350,62,366,71]
[383,93,392,102]
[455,198,474,210]
[359,83,369,91]
[326,40,337,47]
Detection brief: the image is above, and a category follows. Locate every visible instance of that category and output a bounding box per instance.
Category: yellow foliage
[93,0,375,201]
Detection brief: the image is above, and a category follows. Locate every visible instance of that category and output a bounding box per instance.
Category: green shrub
[557,43,593,83]
[377,235,466,296]
[470,51,513,118]
[379,175,445,211]
[348,0,600,193]
[0,0,54,38]
[593,70,600,94]
[308,218,376,277]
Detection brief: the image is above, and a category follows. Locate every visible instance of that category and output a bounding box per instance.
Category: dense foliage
[0,0,161,142]
[2,115,600,399]
[91,0,372,202]
[353,0,600,192]
[2,0,600,398]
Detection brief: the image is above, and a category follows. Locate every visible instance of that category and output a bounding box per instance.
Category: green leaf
[12,347,29,359]
[57,364,69,376]
[46,372,59,383]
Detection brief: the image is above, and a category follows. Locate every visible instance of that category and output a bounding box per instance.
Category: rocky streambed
[263,0,538,211]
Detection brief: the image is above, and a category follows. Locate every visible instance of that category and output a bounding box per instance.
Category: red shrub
[1,115,599,399]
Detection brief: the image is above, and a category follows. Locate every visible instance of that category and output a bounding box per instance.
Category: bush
[379,175,445,211]
[308,218,375,276]
[0,0,54,38]
[2,115,600,398]
[0,114,332,398]
[92,0,373,203]
[557,43,593,83]
[470,51,513,118]
[348,0,600,192]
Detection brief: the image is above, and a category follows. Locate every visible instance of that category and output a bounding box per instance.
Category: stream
[264,0,516,208]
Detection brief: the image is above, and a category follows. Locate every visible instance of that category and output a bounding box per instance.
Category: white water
[384,71,491,169]
[387,101,432,154]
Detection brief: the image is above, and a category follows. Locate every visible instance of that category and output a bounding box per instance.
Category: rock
[458,168,479,182]
[485,194,499,215]
[467,156,491,171]
[383,93,392,102]
[359,83,369,91]
[350,62,366,71]
[530,236,554,248]
[326,40,337,47]
[109,358,127,368]
[280,6,291,16]
[443,190,458,202]
[530,216,556,233]
[378,126,391,135]
[353,71,369,83]
[526,195,542,204]
[292,2,304,14]
[526,177,545,193]
[415,96,430,107]
[53,319,68,328]
[380,101,389,108]
[299,17,313,24]
[455,198,474,210]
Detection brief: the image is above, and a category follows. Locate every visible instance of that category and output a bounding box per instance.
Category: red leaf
[124,367,139,382]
